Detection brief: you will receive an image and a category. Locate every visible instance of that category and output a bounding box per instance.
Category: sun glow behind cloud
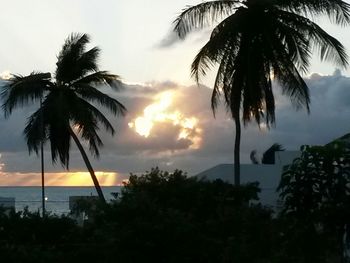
[128,90,202,149]
[61,172,120,186]
[0,70,12,80]
[0,171,124,186]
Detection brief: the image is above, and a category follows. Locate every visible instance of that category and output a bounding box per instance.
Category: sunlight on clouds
[61,172,119,186]
[0,70,12,80]
[128,91,202,149]
[259,123,268,132]
[0,154,5,171]
[129,91,173,137]
[0,171,123,186]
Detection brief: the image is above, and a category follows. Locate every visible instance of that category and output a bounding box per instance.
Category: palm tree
[250,143,284,164]
[261,143,285,164]
[174,0,349,185]
[1,33,126,202]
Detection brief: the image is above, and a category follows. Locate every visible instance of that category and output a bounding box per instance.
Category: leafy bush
[0,208,83,262]
[89,168,274,263]
[3,165,348,262]
[278,143,350,263]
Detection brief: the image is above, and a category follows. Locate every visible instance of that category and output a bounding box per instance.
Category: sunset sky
[0,0,350,186]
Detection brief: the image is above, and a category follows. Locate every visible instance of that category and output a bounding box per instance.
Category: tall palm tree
[174,0,349,185]
[1,33,126,202]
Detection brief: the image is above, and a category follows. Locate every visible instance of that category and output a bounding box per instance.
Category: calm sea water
[0,186,122,215]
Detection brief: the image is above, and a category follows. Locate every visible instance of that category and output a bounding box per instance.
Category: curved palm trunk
[68,127,106,203]
[233,108,241,186]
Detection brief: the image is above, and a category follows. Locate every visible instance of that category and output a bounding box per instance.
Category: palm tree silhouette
[262,143,285,164]
[174,0,349,185]
[1,33,126,202]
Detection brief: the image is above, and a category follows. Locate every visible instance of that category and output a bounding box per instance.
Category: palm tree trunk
[68,127,106,203]
[234,108,241,186]
[40,98,46,217]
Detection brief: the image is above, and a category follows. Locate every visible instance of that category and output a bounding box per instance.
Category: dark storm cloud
[1,72,350,176]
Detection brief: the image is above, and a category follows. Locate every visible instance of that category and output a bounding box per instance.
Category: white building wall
[196,151,301,208]
[275,151,300,166]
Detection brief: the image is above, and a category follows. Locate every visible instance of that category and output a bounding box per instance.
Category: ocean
[0,186,122,215]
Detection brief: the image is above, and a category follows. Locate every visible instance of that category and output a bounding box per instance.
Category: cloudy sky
[0,0,350,186]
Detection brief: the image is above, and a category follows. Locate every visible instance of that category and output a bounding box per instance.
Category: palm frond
[272,13,311,74]
[42,90,72,167]
[191,45,217,83]
[74,47,100,77]
[277,10,348,68]
[280,0,350,25]
[23,93,70,168]
[271,44,311,111]
[79,125,103,158]
[60,33,90,56]
[73,71,123,91]
[227,60,243,119]
[55,33,99,83]
[211,48,236,115]
[49,122,71,168]
[309,23,348,67]
[211,66,224,115]
[74,83,126,116]
[174,0,241,38]
[191,11,243,117]
[70,102,103,158]
[263,74,276,126]
[24,98,72,168]
[24,107,46,155]
[76,98,115,135]
[64,89,118,158]
[191,12,241,83]
[1,72,52,117]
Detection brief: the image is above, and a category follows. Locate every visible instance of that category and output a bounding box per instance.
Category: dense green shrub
[278,143,350,263]
[0,168,274,262]
[0,208,83,262]
[1,165,348,262]
[88,168,274,263]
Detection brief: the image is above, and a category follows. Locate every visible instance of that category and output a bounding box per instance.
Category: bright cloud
[128,90,202,149]
[0,154,5,172]
[0,70,12,80]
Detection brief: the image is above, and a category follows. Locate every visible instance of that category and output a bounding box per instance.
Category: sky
[0,0,350,186]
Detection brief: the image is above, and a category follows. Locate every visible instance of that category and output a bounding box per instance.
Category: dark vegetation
[0,145,349,263]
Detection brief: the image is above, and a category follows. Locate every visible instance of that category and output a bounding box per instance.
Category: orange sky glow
[0,171,125,187]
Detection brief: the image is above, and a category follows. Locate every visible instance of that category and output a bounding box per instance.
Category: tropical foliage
[1,33,126,201]
[174,0,350,185]
[0,166,349,262]
[262,143,285,164]
[278,143,350,262]
[250,143,285,164]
